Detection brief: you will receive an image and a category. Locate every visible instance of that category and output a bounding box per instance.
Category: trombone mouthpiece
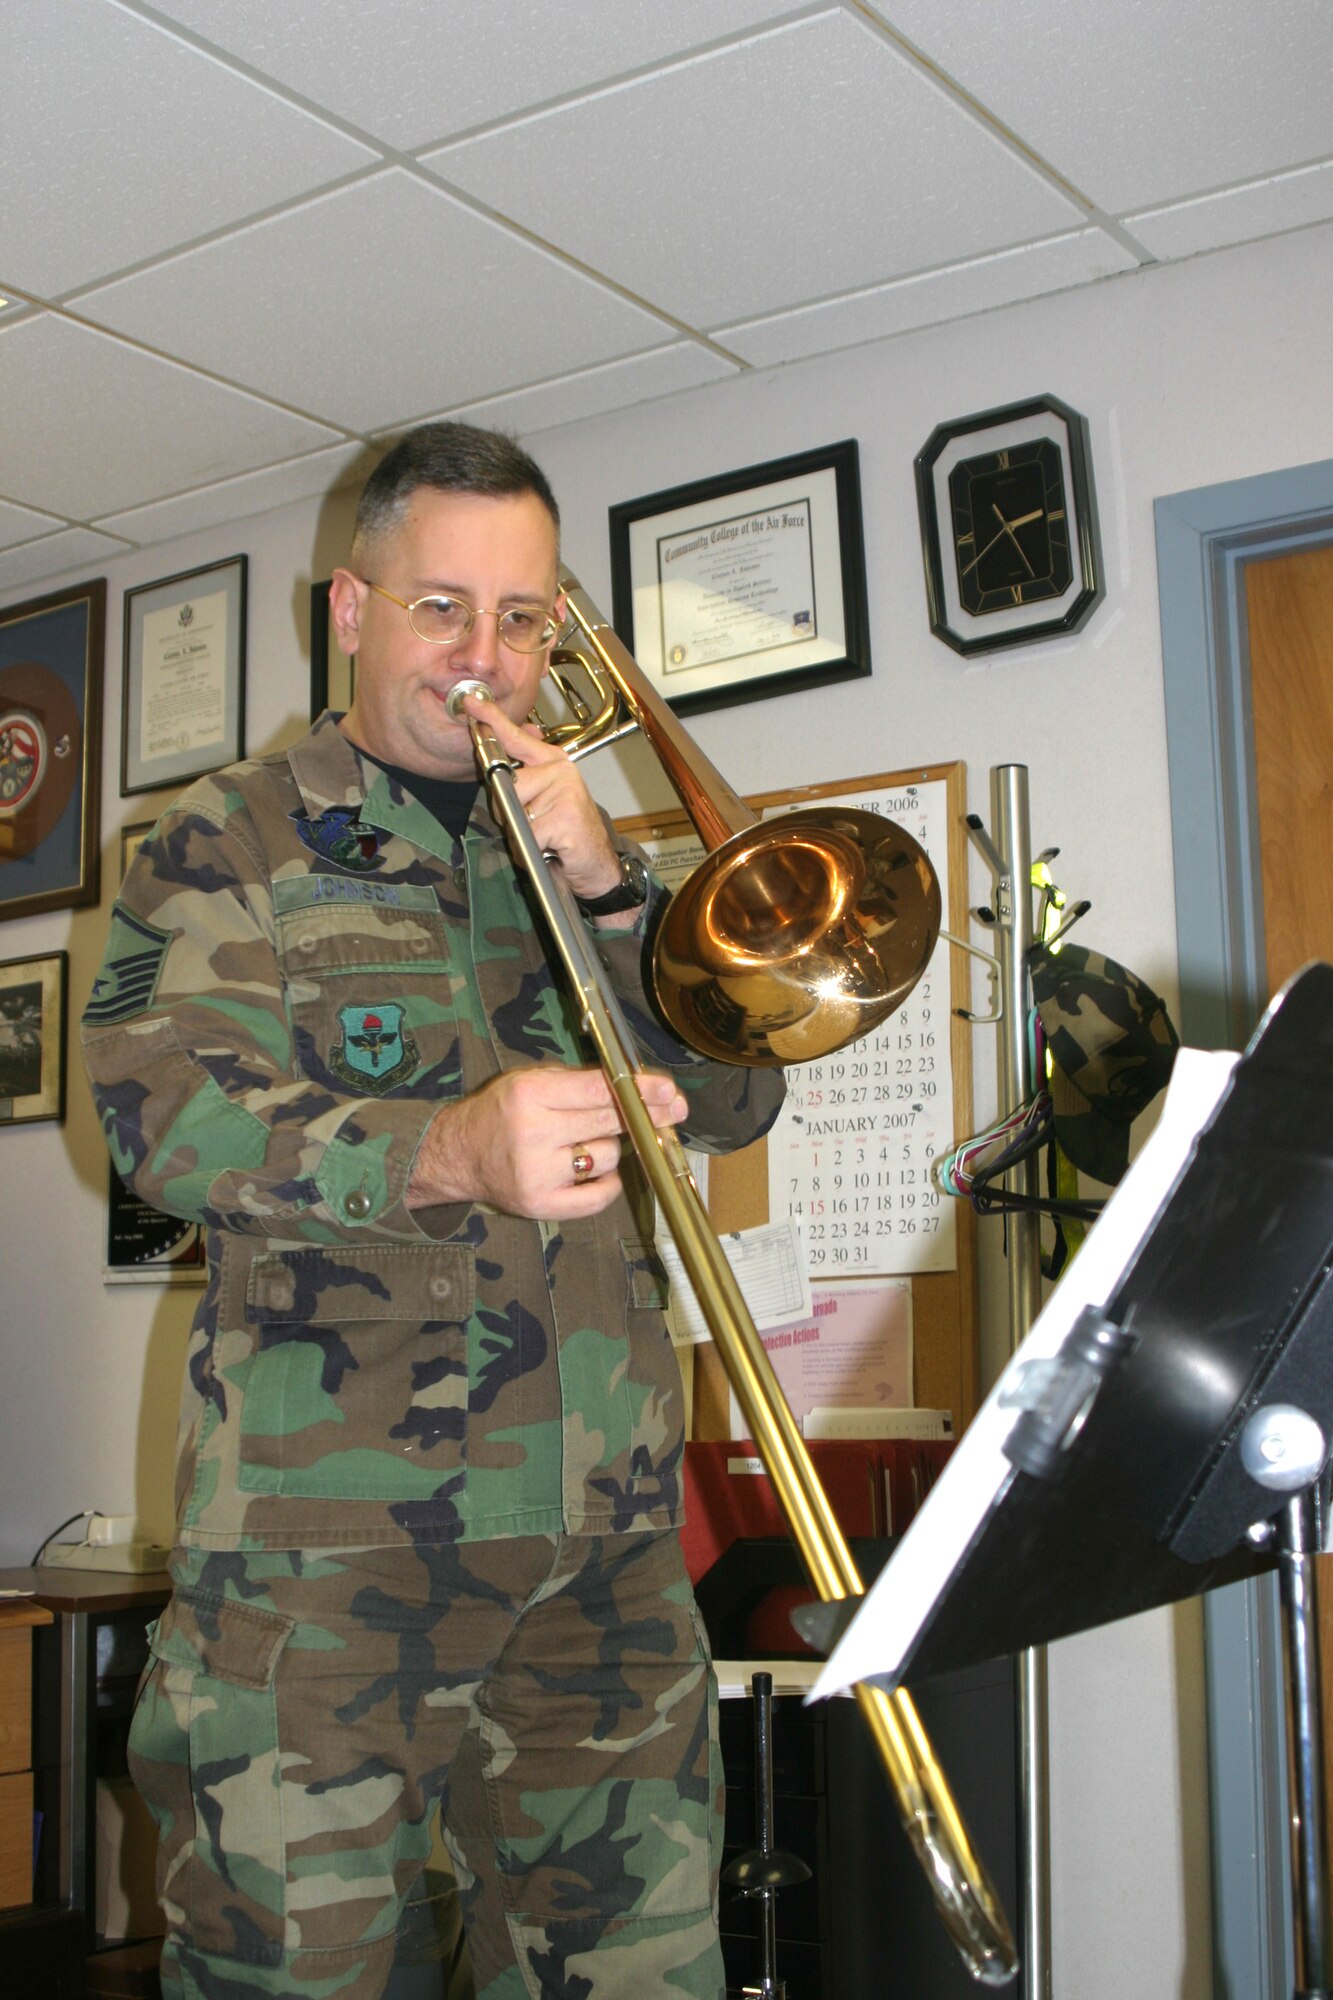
[444,678,493,720]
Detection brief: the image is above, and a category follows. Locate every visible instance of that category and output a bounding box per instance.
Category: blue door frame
[1155,456,1333,1999]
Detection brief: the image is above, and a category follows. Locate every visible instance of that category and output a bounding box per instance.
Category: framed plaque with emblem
[0,578,104,922]
[98,818,208,1279]
[608,441,870,716]
[104,1158,208,1282]
[121,554,247,796]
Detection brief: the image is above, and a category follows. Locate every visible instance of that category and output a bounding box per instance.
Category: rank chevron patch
[85,903,174,1024]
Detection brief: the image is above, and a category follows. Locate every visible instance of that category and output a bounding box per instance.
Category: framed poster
[310,576,355,720]
[608,440,870,716]
[0,579,104,921]
[0,950,67,1126]
[121,555,247,795]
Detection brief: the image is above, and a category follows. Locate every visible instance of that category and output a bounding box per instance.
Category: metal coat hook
[940,929,1003,1024]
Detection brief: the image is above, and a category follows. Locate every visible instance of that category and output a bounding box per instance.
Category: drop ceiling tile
[150,0,800,149]
[73,172,673,434]
[883,0,1333,215]
[1125,159,1333,261]
[0,529,133,597]
[1,316,340,521]
[7,0,376,298]
[425,11,1082,327]
[0,501,67,555]
[717,230,1139,366]
[436,343,740,437]
[95,442,375,542]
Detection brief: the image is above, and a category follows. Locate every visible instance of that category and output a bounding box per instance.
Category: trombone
[447,568,1018,1986]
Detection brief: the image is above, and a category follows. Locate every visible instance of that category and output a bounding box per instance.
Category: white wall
[4,218,1331,1997]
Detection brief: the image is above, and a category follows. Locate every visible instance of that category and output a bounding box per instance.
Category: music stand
[801,963,1333,1999]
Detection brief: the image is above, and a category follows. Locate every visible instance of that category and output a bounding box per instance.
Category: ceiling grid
[1,0,1329,587]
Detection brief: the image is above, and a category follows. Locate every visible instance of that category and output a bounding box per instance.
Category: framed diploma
[0,950,67,1127]
[0,579,104,922]
[309,576,356,721]
[608,440,870,716]
[121,554,247,795]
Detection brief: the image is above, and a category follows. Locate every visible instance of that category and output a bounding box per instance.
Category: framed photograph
[0,950,67,1127]
[121,555,247,796]
[608,440,871,717]
[0,579,105,922]
[310,577,355,721]
[914,395,1103,656]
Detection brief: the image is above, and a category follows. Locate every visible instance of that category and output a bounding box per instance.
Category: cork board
[619,762,978,1442]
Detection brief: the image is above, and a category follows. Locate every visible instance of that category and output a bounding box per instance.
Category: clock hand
[991,503,1044,577]
[960,520,1012,577]
[961,506,1046,579]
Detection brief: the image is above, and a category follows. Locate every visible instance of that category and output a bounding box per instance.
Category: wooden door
[1245,543,1333,993]
[1244,539,1333,1883]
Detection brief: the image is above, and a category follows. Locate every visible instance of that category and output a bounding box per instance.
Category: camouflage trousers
[128,1531,725,1999]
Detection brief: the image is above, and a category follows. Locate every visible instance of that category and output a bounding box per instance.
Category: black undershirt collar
[355,745,480,842]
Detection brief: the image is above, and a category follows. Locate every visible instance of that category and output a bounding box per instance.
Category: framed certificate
[608,440,870,716]
[121,555,247,795]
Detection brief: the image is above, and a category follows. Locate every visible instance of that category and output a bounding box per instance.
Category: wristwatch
[574,851,651,916]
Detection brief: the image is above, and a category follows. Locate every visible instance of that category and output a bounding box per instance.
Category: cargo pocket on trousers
[127,1591,295,1965]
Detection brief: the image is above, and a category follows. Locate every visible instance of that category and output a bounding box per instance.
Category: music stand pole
[991,765,1050,2000]
[1269,1477,1332,1998]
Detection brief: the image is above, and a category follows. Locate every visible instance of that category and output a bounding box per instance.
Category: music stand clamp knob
[1240,1405,1329,1495]
[999,1305,1138,1482]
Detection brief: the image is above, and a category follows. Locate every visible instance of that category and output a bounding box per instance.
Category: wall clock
[915,395,1103,656]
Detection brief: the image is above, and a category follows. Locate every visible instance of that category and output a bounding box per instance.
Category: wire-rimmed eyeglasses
[361,579,561,653]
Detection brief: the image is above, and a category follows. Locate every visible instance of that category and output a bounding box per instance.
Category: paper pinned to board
[726,1277,912,1435]
[661,1217,811,1346]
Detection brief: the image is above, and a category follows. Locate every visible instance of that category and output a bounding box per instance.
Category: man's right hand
[407,1064,689,1220]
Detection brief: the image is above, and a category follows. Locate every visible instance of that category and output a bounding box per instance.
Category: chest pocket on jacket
[275,888,466,1099]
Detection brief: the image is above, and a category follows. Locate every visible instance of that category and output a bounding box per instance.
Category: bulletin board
[618,762,978,1442]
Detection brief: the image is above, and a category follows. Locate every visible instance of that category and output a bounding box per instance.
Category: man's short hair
[352,421,559,567]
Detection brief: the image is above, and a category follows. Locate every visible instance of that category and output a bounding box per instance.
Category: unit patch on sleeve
[85,903,174,1025]
[330,1002,419,1094]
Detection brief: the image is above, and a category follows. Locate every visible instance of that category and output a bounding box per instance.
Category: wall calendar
[761,779,954,1277]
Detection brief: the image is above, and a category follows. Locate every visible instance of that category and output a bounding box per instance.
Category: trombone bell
[655,806,940,1065]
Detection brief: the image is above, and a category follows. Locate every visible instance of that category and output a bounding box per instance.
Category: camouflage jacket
[82,712,783,1552]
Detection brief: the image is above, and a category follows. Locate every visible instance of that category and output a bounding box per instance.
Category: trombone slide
[451,679,1018,1986]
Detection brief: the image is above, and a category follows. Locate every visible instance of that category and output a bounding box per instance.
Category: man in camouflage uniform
[82,423,784,1999]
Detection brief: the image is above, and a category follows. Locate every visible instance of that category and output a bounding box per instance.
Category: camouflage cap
[1027,942,1179,1185]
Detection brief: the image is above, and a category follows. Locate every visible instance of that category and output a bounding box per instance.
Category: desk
[1,1598,53,1907]
[0,1568,169,1933]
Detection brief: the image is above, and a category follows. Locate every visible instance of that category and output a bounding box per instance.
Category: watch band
[574,852,650,916]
